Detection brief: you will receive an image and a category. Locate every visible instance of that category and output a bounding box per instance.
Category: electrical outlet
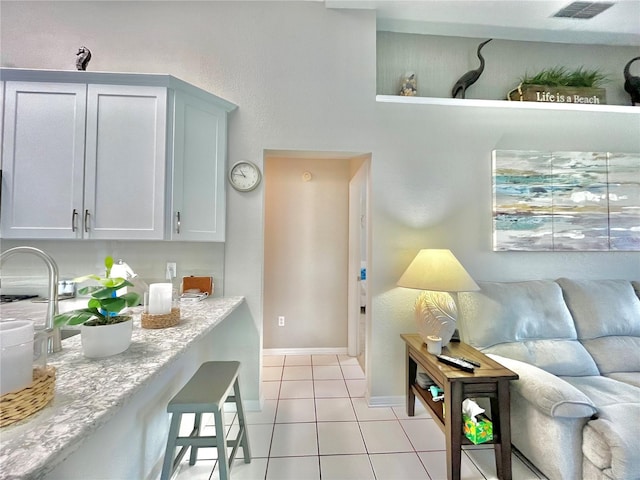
[278,316,285,327]
[166,262,177,279]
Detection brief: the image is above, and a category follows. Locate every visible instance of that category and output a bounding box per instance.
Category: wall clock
[228,160,262,192]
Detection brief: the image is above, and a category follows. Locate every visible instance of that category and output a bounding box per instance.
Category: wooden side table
[401,334,519,480]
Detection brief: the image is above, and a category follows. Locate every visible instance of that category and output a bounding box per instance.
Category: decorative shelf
[376,95,639,114]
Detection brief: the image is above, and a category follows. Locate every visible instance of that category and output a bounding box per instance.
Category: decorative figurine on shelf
[623,56,640,106]
[451,39,492,99]
[76,46,92,71]
[399,71,417,96]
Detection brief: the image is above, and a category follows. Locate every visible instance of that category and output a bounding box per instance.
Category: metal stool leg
[160,412,182,480]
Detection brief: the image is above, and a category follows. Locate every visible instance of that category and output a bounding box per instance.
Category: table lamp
[397,249,479,345]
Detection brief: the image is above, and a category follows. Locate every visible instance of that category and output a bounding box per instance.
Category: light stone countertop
[0,296,245,480]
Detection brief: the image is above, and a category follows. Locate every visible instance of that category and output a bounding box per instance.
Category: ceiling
[325,0,640,46]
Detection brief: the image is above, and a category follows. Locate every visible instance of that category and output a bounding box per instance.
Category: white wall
[0,239,225,296]
[1,1,639,403]
[264,155,350,349]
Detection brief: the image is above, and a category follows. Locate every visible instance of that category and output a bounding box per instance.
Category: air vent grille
[553,1,614,19]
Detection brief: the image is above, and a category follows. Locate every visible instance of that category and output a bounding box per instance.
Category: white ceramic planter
[80,317,133,358]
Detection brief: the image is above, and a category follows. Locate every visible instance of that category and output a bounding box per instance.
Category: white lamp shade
[397,249,479,292]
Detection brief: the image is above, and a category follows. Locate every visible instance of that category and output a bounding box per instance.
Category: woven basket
[0,366,56,428]
[141,307,181,329]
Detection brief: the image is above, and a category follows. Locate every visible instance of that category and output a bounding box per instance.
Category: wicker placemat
[141,307,181,329]
[0,366,56,428]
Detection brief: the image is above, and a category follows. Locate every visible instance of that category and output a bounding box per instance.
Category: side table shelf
[410,383,444,424]
[401,333,519,480]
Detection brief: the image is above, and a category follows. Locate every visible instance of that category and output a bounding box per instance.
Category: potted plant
[508,66,609,104]
[54,256,141,358]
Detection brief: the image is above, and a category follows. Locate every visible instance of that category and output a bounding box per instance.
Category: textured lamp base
[414,290,458,345]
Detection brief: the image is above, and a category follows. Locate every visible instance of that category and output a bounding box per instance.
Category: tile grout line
[263,359,285,480]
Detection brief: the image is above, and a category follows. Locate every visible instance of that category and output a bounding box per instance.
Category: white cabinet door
[1,82,87,239]
[84,84,167,240]
[169,90,226,241]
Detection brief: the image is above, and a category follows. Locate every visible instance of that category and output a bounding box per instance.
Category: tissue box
[463,413,493,444]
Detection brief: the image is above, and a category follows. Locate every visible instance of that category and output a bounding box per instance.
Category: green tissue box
[463,413,493,444]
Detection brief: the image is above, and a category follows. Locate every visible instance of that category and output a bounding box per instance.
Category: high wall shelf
[376,95,640,114]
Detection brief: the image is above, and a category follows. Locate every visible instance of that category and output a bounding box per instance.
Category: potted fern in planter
[508,66,609,105]
[54,256,141,358]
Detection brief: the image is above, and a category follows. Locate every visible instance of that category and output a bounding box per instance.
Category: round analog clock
[228,161,262,192]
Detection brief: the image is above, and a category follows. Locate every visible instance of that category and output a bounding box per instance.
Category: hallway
[174,354,542,479]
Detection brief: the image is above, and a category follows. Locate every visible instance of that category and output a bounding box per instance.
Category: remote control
[458,357,481,367]
[436,354,475,373]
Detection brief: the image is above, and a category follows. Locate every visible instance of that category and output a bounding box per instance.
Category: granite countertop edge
[0,296,245,480]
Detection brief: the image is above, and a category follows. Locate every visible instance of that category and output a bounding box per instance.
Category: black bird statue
[451,39,492,99]
[76,46,92,71]
[623,56,640,106]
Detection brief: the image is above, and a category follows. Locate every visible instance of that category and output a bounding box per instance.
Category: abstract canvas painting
[493,150,640,251]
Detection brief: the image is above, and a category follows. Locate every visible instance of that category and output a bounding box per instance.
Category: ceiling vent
[552,1,615,19]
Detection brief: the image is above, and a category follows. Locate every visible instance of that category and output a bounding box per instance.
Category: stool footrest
[174,431,245,449]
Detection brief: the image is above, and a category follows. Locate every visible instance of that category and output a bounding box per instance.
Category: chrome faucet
[0,246,62,353]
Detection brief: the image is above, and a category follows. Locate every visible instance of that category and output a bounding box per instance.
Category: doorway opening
[262,150,371,372]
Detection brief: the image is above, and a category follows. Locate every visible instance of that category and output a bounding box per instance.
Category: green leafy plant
[54,256,141,327]
[520,66,609,88]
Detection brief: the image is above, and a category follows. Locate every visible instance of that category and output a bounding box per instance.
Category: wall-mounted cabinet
[168,90,228,241]
[0,69,236,241]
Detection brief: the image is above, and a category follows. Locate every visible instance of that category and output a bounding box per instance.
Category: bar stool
[160,361,251,480]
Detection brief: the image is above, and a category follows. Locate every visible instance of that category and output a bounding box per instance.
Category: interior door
[347,158,370,359]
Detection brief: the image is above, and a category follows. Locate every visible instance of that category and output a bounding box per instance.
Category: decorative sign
[493,150,639,251]
[507,84,607,105]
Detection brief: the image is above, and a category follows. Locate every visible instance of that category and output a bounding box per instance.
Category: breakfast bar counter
[0,296,260,480]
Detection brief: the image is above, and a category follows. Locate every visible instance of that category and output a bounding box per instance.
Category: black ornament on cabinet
[451,39,492,99]
[623,56,640,106]
[76,46,92,71]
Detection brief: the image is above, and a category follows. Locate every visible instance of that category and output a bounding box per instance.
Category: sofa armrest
[488,354,598,418]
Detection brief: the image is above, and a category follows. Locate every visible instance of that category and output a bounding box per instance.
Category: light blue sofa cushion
[562,375,640,407]
[557,278,640,377]
[458,280,599,376]
[557,278,640,339]
[485,339,599,377]
[605,372,640,388]
[580,336,640,376]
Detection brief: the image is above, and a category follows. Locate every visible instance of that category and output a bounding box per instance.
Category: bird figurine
[451,39,492,99]
[623,56,640,106]
[76,46,92,71]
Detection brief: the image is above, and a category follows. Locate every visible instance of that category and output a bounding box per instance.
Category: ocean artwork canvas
[492,150,640,251]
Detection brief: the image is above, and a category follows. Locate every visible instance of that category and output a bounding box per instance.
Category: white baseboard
[263,347,349,356]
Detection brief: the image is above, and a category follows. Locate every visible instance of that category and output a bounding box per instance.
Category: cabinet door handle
[176,211,181,234]
[84,209,90,233]
[71,209,78,232]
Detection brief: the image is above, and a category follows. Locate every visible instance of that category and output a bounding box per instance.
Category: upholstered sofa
[457,278,640,480]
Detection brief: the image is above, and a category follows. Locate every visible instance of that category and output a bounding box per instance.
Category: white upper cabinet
[84,84,167,240]
[0,69,236,241]
[169,90,228,241]
[1,82,87,239]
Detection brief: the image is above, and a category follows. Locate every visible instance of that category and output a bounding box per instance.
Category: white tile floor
[173,354,544,480]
